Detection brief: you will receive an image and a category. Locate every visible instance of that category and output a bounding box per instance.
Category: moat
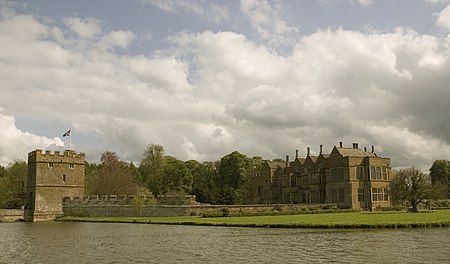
[1,222,449,263]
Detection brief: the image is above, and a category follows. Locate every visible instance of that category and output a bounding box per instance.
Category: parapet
[28,149,85,158]
[62,194,198,206]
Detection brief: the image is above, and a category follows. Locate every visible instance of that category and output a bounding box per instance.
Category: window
[69,163,74,169]
[356,166,365,180]
[62,174,66,182]
[291,177,297,187]
[310,174,319,184]
[372,188,388,201]
[48,163,54,168]
[370,167,382,180]
[331,189,345,202]
[302,175,309,186]
[382,167,388,180]
[311,191,320,203]
[358,189,365,201]
[331,168,344,181]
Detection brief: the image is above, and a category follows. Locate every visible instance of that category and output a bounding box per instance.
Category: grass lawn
[57,210,450,228]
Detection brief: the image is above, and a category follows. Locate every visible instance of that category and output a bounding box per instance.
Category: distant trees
[0,160,27,209]
[88,151,137,195]
[216,151,263,204]
[391,167,445,212]
[138,144,165,195]
[429,160,450,198]
[187,160,220,204]
[160,156,192,194]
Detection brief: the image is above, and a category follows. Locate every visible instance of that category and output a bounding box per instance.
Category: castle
[24,149,85,221]
[245,142,392,210]
[23,143,392,221]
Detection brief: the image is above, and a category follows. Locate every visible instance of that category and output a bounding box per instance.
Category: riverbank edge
[56,216,450,229]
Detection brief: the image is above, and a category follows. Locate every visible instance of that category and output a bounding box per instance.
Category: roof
[335,147,377,157]
[265,161,286,169]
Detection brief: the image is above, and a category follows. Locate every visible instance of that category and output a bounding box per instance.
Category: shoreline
[57,210,450,229]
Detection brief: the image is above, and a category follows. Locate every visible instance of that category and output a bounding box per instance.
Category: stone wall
[62,195,337,218]
[0,209,24,222]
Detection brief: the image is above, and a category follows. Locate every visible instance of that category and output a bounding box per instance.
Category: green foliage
[84,161,98,195]
[391,167,439,212]
[217,151,254,204]
[160,156,193,194]
[138,144,165,195]
[429,159,450,198]
[89,151,138,195]
[187,160,220,204]
[0,160,27,209]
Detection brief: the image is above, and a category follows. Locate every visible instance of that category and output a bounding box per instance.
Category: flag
[62,129,71,137]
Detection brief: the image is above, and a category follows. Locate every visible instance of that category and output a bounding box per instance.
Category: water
[1,222,449,264]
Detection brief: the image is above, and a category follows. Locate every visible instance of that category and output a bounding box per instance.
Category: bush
[221,207,230,217]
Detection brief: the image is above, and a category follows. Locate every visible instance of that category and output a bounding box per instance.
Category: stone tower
[24,149,85,221]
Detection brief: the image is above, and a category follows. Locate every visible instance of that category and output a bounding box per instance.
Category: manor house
[246,142,392,210]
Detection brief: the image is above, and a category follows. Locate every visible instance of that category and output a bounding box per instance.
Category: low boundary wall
[62,195,337,218]
[0,209,24,222]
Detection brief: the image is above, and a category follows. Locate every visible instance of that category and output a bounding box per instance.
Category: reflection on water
[1,222,449,264]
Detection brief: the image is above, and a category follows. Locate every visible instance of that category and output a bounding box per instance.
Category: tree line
[84,144,263,205]
[0,145,449,211]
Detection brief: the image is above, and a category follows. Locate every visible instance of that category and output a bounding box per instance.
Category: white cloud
[357,0,374,8]
[144,0,229,23]
[436,4,450,29]
[1,6,450,170]
[63,17,101,39]
[0,112,64,165]
[425,0,450,5]
[240,0,299,47]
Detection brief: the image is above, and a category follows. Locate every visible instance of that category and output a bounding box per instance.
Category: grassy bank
[57,210,450,228]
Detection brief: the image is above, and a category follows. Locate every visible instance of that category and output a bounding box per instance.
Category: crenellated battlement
[63,194,198,206]
[28,149,85,158]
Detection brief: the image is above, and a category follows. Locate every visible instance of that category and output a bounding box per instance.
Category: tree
[139,144,165,195]
[187,160,220,204]
[429,160,450,198]
[217,151,254,204]
[391,167,437,212]
[0,160,27,209]
[90,151,137,195]
[160,156,193,194]
[84,161,98,195]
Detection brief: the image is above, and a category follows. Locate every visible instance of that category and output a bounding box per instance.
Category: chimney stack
[320,145,323,154]
[307,147,310,156]
[371,145,375,153]
[295,149,299,159]
[355,143,358,149]
[286,155,289,167]
[339,142,343,148]
[364,147,367,152]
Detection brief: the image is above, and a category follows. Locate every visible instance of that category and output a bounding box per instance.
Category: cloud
[144,0,230,23]
[0,112,64,165]
[1,6,450,170]
[240,0,299,47]
[436,4,450,29]
[425,0,450,5]
[356,0,374,8]
[63,17,101,39]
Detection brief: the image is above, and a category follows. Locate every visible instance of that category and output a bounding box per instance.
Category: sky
[1,0,450,170]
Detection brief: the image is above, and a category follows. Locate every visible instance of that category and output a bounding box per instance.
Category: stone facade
[246,143,392,210]
[24,149,85,221]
